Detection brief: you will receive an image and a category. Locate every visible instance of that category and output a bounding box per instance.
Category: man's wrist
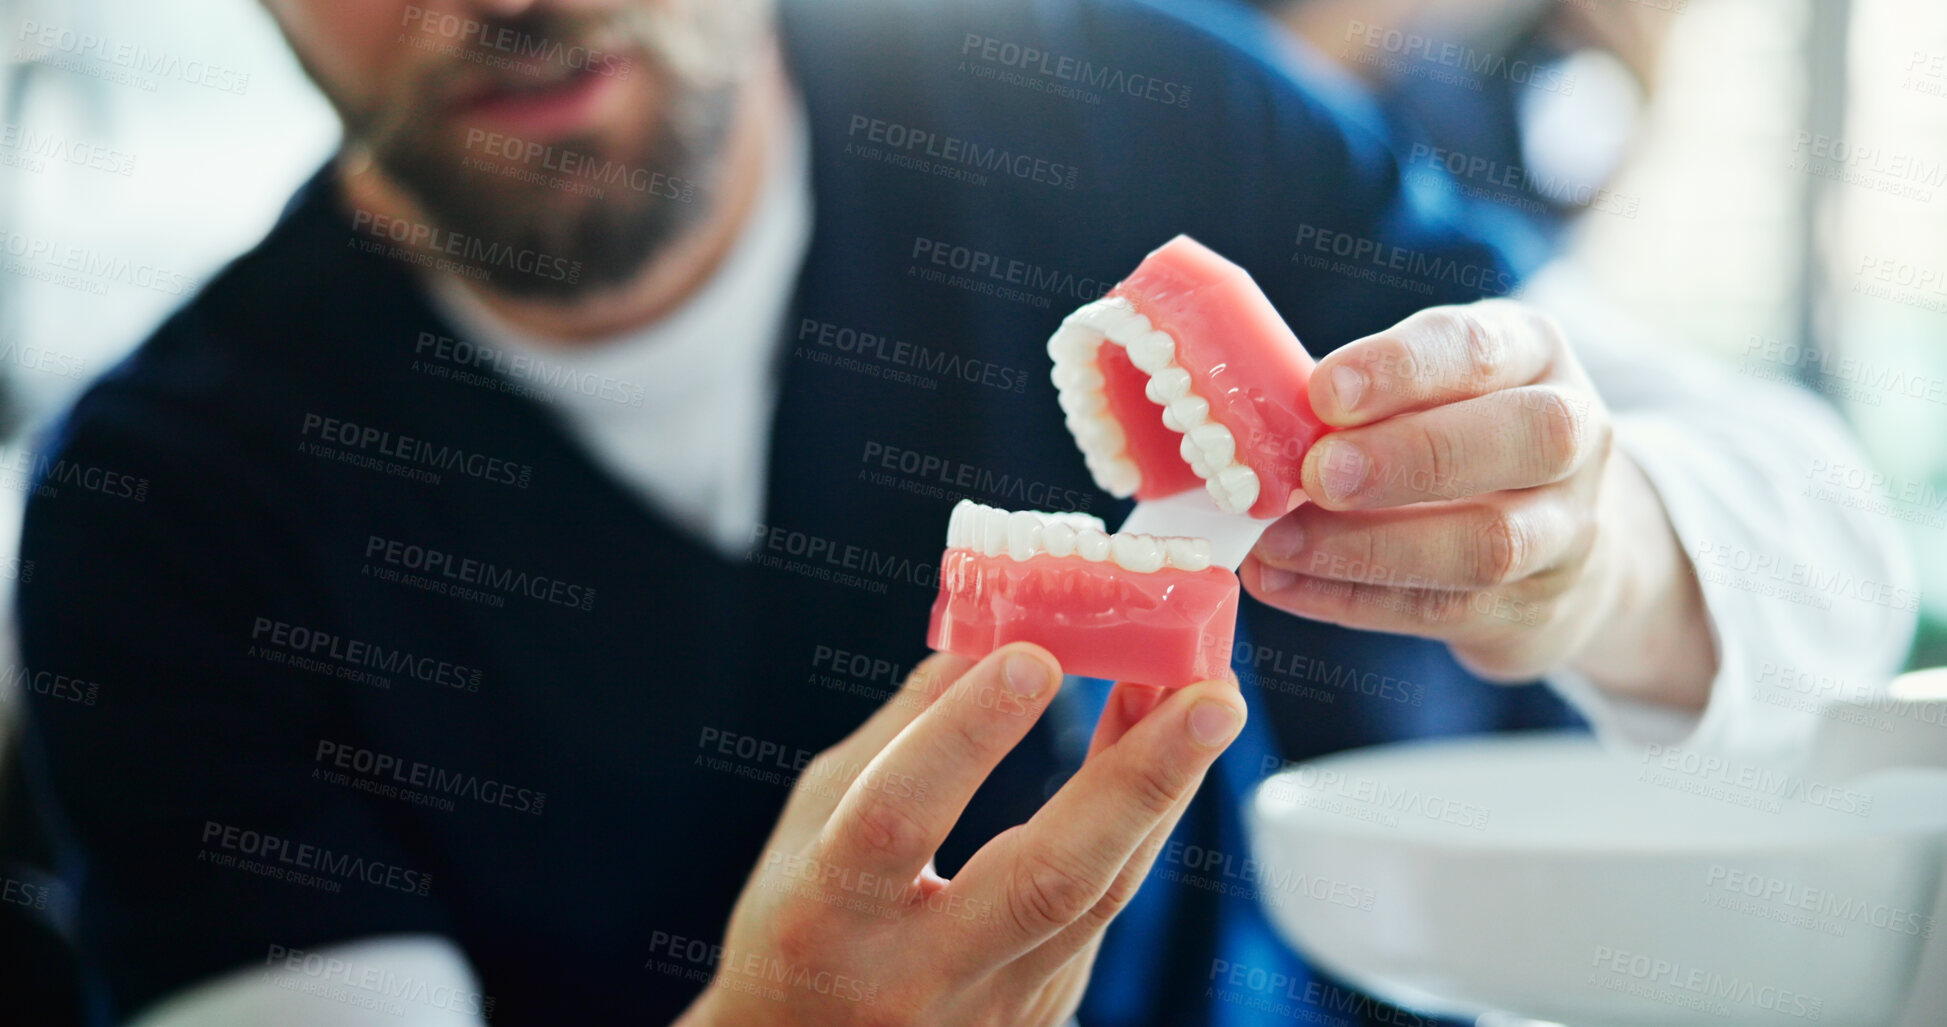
[1567,453,1717,710]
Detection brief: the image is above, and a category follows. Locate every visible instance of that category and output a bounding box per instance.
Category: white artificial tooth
[1076,528,1112,562]
[1166,538,1213,572]
[1007,511,1041,561]
[1059,390,1106,417]
[1161,405,1182,433]
[1069,414,1126,453]
[1205,478,1232,508]
[1066,297,1126,333]
[1051,362,1105,392]
[1111,533,1165,573]
[1124,330,1176,374]
[1102,461,1140,498]
[1098,305,1151,342]
[1042,521,1077,558]
[947,500,972,548]
[1181,436,1212,478]
[1168,395,1210,429]
[980,507,1009,556]
[1219,465,1260,513]
[1046,512,1108,532]
[1048,325,1096,363]
[1191,423,1235,466]
[1146,366,1192,404]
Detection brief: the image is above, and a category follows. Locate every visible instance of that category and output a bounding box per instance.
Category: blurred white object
[1249,699,1947,1027]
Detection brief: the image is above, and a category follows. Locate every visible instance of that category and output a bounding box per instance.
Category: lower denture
[927,501,1240,688]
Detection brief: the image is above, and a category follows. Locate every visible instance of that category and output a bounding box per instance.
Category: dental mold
[1048,235,1329,518]
[927,501,1240,688]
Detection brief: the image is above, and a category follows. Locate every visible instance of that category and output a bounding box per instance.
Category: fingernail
[1256,518,1304,561]
[1004,652,1051,698]
[1331,366,1366,414]
[1258,566,1297,592]
[1188,700,1242,748]
[1316,440,1370,503]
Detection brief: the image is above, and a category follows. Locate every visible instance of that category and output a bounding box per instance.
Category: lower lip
[454,69,617,139]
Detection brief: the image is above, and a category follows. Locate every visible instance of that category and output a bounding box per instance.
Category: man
[11,0,1908,1024]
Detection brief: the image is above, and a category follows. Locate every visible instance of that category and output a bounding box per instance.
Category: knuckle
[1443,306,1506,387]
[1007,848,1100,935]
[1413,587,1474,627]
[848,791,930,862]
[1529,390,1588,478]
[1413,421,1463,498]
[1124,760,1188,820]
[1473,510,1530,586]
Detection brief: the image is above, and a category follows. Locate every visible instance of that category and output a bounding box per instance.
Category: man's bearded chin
[334,8,754,301]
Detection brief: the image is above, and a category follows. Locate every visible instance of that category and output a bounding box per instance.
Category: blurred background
[0,0,1943,1020]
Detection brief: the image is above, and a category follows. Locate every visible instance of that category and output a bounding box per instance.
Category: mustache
[358,3,765,149]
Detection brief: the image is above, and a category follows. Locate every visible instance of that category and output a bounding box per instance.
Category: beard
[323,2,767,300]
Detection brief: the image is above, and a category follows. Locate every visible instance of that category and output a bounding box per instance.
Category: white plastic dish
[1247,731,1947,1027]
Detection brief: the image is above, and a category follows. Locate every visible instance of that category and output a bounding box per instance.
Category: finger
[1006,764,1202,983]
[1242,555,1564,648]
[773,651,971,837]
[1249,486,1593,593]
[1086,682,1169,760]
[1310,301,1561,426]
[946,679,1244,970]
[1300,386,1603,510]
[819,643,1061,881]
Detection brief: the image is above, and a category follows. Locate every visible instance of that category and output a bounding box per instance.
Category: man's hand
[677,645,1245,1026]
[1244,299,1716,709]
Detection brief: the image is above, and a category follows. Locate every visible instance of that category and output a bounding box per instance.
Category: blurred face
[264,0,771,298]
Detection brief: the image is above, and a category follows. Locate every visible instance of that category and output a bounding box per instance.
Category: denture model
[926,236,1321,688]
[927,501,1240,688]
[1050,234,1328,519]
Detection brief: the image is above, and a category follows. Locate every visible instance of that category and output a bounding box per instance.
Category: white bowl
[1247,732,1947,1027]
